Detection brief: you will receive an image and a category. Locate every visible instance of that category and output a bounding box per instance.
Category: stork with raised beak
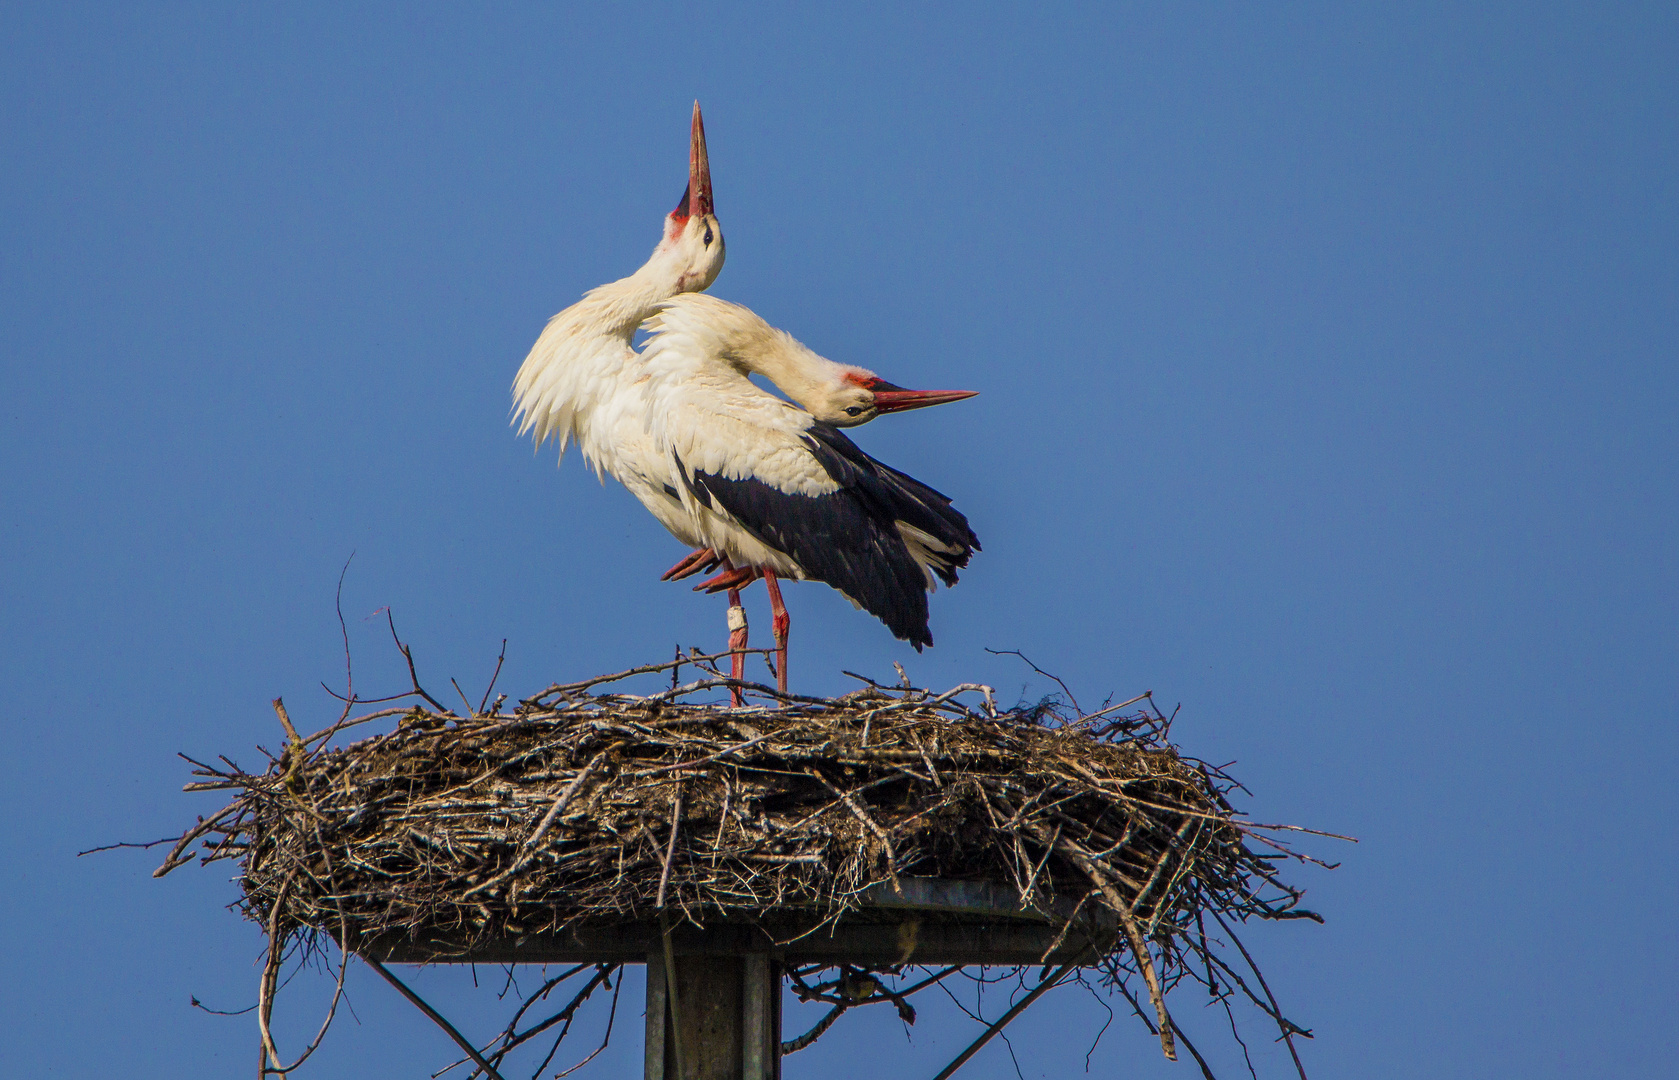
[513,105,979,700]
[513,102,723,550]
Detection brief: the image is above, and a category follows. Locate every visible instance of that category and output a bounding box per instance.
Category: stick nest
[158,653,1332,1072]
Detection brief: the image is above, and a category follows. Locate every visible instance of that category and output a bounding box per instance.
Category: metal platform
[367,878,1112,967]
[366,879,1113,1080]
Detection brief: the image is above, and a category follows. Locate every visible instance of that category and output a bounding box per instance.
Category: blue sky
[3,4,1675,1078]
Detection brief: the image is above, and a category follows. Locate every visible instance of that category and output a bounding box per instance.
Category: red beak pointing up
[673,102,714,222]
[689,102,713,219]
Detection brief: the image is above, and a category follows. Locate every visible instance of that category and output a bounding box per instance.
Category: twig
[300,706,413,755]
[387,611,453,714]
[334,553,355,709]
[659,915,685,1080]
[1210,907,1311,1080]
[256,873,295,1073]
[78,837,175,856]
[930,963,1075,1080]
[656,782,683,910]
[451,677,476,717]
[781,1002,847,1055]
[153,804,241,875]
[528,650,773,702]
[192,996,258,1016]
[1057,838,1176,1061]
[475,965,617,1077]
[1017,823,1060,910]
[985,648,1083,714]
[271,698,301,744]
[478,640,507,715]
[474,963,590,1062]
[552,969,620,1078]
[1067,692,1152,728]
[363,957,507,1080]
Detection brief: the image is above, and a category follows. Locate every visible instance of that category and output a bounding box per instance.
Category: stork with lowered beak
[642,293,979,696]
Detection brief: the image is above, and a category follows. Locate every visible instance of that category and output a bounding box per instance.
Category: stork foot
[695,564,762,594]
[662,547,721,581]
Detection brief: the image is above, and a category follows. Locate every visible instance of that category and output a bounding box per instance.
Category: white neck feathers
[511,245,689,462]
[644,294,848,410]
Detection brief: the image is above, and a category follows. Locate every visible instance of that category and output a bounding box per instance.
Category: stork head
[805,369,979,428]
[654,102,725,293]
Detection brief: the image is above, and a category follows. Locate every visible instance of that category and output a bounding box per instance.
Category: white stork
[511,102,724,557]
[640,293,980,696]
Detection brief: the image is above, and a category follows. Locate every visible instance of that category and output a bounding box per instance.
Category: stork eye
[703,226,714,246]
[844,406,864,416]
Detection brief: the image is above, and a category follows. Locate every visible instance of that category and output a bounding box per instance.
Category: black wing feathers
[681,423,978,650]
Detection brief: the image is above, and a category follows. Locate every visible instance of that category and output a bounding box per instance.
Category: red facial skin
[843,372,979,414]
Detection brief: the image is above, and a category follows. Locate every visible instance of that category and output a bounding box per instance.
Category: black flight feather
[678,423,979,649]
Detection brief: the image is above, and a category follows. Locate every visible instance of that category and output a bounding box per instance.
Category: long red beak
[686,101,714,219]
[670,103,715,221]
[871,386,980,414]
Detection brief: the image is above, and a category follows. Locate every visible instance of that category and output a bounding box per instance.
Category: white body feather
[638,294,979,644]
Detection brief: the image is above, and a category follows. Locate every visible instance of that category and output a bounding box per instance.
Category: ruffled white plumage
[638,295,979,624]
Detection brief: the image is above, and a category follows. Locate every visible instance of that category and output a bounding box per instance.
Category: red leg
[724,564,748,707]
[763,569,790,694]
[662,547,720,581]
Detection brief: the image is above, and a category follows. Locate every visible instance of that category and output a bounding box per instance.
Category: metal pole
[741,955,779,1080]
[646,951,669,1080]
[645,952,780,1080]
